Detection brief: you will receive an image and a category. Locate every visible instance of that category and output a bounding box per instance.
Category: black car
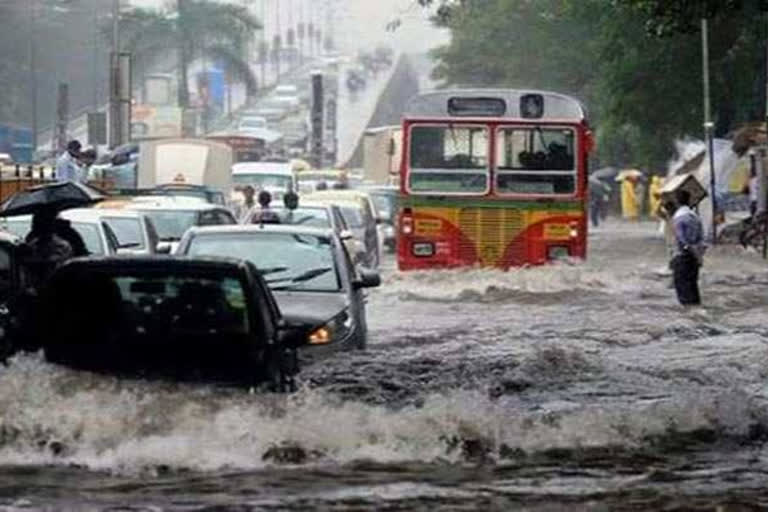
[2,255,314,390]
[177,225,381,351]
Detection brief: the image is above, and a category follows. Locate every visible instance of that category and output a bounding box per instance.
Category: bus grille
[458,208,525,265]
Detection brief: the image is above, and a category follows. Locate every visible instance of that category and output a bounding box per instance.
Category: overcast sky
[127,0,448,55]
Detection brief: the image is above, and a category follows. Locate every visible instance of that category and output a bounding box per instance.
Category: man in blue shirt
[671,189,705,306]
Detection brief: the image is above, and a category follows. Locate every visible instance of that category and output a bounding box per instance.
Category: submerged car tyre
[260,345,297,392]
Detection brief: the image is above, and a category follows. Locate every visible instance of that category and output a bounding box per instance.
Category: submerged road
[0,221,767,510]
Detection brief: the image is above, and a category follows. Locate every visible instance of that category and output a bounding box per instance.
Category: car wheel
[260,346,297,392]
[353,308,368,350]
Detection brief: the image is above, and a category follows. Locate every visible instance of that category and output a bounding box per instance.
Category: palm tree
[120,0,261,109]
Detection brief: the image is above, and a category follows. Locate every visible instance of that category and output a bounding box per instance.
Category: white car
[0,210,119,256]
[231,162,297,202]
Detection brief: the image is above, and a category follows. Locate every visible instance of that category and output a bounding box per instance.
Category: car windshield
[186,233,340,292]
[233,173,293,189]
[138,210,198,241]
[339,206,364,228]
[103,217,145,249]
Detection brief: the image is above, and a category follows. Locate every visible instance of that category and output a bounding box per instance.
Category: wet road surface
[1,221,768,511]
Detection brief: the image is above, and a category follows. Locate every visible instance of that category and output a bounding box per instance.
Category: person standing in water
[671,189,705,306]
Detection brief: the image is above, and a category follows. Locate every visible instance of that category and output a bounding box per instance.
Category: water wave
[0,354,764,476]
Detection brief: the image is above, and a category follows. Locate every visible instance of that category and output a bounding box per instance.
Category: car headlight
[308,310,353,345]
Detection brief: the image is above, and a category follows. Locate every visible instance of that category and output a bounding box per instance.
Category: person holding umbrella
[0,181,105,288]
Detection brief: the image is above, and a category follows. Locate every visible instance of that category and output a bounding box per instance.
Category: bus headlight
[412,242,435,257]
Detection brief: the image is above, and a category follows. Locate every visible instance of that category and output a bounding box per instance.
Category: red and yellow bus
[397,89,593,270]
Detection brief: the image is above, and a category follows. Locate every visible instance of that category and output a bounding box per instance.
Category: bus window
[495,127,576,195]
[408,125,489,194]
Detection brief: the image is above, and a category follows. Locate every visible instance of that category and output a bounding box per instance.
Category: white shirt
[55,151,82,183]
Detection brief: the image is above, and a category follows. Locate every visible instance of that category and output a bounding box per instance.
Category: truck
[137,138,233,199]
[362,125,401,185]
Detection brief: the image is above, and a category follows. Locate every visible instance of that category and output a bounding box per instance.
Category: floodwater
[1,221,768,511]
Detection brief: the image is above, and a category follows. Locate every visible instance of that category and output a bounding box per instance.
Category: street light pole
[109,0,121,148]
[28,0,37,155]
[701,18,717,244]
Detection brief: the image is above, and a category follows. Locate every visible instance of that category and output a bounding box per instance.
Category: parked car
[177,225,380,350]
[0,209,120,256]
[306,190,381,268]
[21,257,313,390]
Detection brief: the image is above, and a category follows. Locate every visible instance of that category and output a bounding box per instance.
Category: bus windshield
[496,127,576,195]
[408,125,489,194]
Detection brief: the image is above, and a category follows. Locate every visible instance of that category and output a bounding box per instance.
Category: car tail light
[401,208,413,235]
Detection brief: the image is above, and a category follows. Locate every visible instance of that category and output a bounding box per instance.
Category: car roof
[307,189,372,201]
[186,224,335,239]
[126,200,224,211]
[59,209,109,223]
[77,208,146,219]
[303,196,364,210]
[232,162,294,175]
[58,255,251,273]
[124,196,224,211]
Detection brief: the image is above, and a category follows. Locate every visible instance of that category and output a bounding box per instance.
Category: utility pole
[28,0,37,155]
[276,0,282,79]
[701,18,717,244]
[109,0,121,148]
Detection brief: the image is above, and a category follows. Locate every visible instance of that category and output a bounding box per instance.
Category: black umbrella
[0,181,106,217]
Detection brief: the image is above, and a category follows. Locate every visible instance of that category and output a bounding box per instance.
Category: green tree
[120,0,261,108]
[420,0,768,169]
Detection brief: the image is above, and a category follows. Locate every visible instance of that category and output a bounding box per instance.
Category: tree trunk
[177,0,189,108]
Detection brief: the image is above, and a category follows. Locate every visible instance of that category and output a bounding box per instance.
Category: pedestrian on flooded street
[55,140,83,183]
[671,189,705,306]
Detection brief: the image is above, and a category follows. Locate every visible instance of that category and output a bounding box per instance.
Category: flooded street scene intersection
[1,222,767,510]
[1,0,768,510]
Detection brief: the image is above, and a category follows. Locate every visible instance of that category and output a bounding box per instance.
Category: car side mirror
[339,229,354,241]
[156,242,172,254]
[354,268,381,289]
